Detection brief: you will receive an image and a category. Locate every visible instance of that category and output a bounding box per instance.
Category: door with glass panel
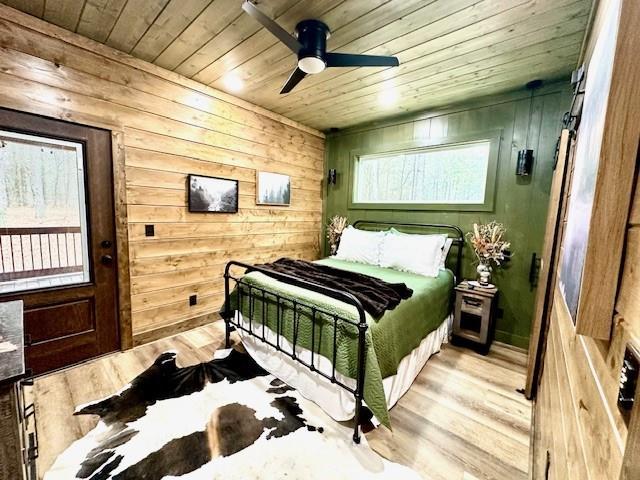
[0,109,119,375]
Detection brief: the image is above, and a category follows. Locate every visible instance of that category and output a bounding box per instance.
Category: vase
[476,263,492,286]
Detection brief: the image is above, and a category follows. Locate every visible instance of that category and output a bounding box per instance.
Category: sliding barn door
[525,128,571,397]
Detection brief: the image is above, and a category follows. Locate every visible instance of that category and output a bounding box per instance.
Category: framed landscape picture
[256,171,291,206]
[188,174,238,213]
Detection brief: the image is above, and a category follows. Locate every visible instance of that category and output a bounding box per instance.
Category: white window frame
[347,132,501,212]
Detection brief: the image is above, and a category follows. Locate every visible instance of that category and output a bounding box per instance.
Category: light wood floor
[31,321,531,479]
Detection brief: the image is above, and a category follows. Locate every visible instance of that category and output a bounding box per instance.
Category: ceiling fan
[241,0,400,94]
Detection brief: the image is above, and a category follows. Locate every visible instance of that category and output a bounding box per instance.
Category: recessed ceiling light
[378,88,398,107]
[223,74,244,93]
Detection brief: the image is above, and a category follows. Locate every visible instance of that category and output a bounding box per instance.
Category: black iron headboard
[352,220,464,280]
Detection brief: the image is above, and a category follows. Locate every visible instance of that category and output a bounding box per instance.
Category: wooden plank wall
[533,0,640,477]
[534,177,640,479]
[0,5,324,345]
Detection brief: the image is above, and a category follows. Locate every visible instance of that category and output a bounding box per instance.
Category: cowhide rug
[45,348,422,480]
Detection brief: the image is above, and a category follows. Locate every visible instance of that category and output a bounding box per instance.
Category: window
[0,130,90,293]
[349,135,499,211]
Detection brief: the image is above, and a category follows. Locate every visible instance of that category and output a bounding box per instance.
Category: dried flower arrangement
[466,221,511,284]
[327,215,348,255]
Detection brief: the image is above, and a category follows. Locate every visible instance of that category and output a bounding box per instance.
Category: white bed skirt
[238,312,452,424]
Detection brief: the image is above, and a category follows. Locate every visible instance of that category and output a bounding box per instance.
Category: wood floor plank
[411,367,530,445]
[33,321,531,479]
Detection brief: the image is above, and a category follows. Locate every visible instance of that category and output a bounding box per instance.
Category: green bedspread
[225,258,453,428]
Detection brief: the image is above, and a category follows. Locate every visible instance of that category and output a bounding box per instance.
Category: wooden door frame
[111,130,132,350]
[0,108,132,352]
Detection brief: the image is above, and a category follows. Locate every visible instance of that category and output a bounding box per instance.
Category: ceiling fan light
[298,56,325,74]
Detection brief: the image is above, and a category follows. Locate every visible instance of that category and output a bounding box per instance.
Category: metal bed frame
[223,222,464,443]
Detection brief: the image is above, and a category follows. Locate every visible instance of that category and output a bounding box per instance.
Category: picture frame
[256,171,291,206]
[188,174,238,213]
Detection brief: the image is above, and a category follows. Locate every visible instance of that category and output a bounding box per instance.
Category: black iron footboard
[223,260,368,443]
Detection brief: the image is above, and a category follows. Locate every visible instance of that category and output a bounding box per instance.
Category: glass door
[0,108,119,375]
[0,130,90,293]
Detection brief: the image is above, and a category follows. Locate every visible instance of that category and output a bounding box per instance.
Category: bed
[222,221,463,443]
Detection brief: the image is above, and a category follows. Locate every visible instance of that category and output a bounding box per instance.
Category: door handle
[100,254,114,265]
[529,253,541,287]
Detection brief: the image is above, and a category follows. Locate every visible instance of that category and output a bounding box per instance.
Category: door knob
[101,254,114,265]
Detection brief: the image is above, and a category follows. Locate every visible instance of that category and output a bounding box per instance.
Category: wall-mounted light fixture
[516,149,534,176]
[327,168,337,185]
[516,79,542,178]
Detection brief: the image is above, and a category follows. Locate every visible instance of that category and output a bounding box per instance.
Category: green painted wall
[322,83,572,349]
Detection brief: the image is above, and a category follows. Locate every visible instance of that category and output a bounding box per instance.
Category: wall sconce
[516,149,534,176]
[327,168,338,185]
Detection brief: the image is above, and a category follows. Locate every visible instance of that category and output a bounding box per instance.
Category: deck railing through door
[0,227,84,281]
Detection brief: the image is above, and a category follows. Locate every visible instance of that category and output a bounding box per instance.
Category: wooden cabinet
[453,281,498,354]
[0,381,38,480]
[0,300,37,479]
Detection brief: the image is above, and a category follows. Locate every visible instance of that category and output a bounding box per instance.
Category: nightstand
[452,281,498,355]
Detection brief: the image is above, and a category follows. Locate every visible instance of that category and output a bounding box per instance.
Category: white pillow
[380,230,447,277]
[439,238,454,270]
[334,226,385,265]
[386,228,452,271]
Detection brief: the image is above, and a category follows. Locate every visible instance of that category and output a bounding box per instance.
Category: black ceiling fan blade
[242,1,302,54]
[280,67,307,94]
[325,52,399,68]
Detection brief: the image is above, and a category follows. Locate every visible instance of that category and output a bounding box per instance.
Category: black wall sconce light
[516,149,534,176]
[327,168,338,185]
[516,79,542,177]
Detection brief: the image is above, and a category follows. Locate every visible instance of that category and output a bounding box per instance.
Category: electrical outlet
[145,224,155,237]
[618,343,640,423]
[189,294,197,306]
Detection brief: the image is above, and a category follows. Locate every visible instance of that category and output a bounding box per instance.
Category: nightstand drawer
[459,294,488,315]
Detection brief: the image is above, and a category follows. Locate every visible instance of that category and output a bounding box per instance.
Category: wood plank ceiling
[1,0,593,130]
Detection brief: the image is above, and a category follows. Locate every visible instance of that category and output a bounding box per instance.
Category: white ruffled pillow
[380,230,447,277]
[334,226,386,265]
